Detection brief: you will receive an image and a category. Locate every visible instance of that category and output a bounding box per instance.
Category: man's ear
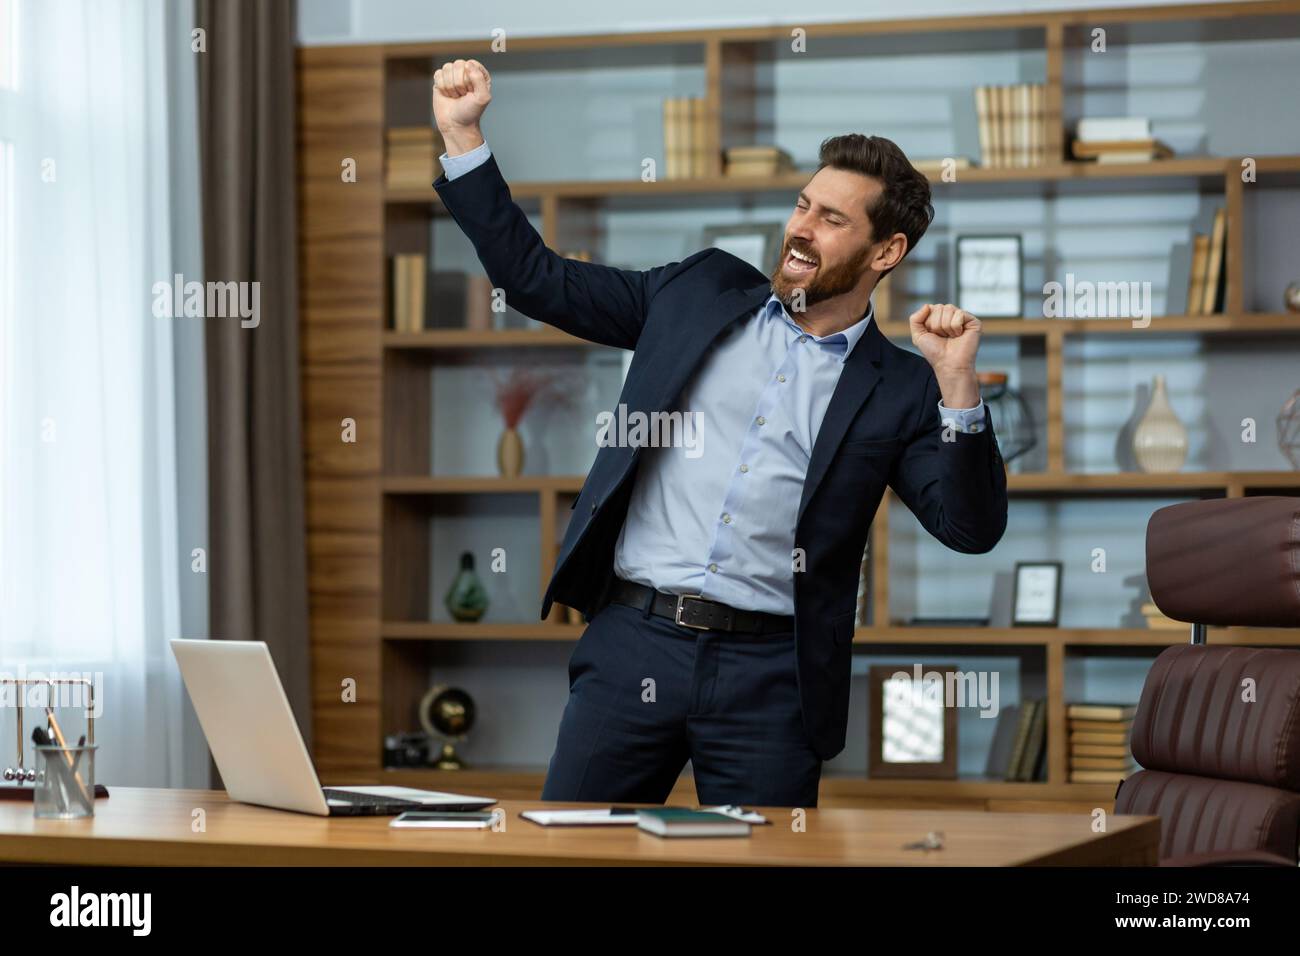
[870,232,908,273]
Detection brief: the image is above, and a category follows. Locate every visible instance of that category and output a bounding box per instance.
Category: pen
[32,723,92,807]
[45,712,91,805]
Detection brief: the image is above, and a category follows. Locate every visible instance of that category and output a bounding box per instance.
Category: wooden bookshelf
[382,314,1300,350]
[297,0,1300,805]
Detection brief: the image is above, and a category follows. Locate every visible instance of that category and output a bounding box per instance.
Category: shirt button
[590,502,597,513]
[739,464,749,473]
[777,374,786,383]
[708,563,718,573]
[798,335,808,343]
[756,416,766,426]
[722,513,732,524]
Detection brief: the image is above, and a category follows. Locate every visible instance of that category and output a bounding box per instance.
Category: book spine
[1202,207,1226,315]
[975,86,992,168]
[663,98,679,180]
[1188,233,1210,317]
[1017,84,1030,168]
[1005,700,1035,781]
[411,254,427,331]
[1031,84,1044,166]
[691,97,708,178]
[390,257,404,331]
[988,86,1002,168]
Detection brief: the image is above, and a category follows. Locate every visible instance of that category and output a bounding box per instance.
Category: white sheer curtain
[0,0,208,787]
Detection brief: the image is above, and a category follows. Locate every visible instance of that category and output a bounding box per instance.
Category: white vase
[1132,375,1188,473]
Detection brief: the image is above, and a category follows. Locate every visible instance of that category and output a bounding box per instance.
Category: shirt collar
[763,293,874,364]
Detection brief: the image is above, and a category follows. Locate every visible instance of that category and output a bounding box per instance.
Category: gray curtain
[196,0,312,764]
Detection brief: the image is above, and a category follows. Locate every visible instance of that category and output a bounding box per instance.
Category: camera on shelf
[383,732,431,768]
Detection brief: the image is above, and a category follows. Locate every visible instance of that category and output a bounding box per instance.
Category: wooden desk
[0,788,1160,866]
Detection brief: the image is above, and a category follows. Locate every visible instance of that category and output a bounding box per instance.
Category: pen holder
[34,744,97,819]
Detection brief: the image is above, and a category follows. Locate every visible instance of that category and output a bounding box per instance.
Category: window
[0,0,13,635]
[0,0,14,90]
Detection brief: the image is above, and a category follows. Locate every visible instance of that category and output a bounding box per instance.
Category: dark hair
[816,134,934,272]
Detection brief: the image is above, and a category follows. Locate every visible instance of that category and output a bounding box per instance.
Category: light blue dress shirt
[441,141,987,614]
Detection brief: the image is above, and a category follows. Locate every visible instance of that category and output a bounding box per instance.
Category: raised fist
[432,59,492,137]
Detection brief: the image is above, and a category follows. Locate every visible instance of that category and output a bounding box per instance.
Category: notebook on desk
[170,640,496,817]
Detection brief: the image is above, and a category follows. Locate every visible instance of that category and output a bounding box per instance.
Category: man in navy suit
[432,59,1007,807]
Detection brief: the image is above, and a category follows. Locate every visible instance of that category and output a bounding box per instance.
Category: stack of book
[662,97,711,178]
[389,260,496,331]
[1004,698,1047,781]
[974,84,1048,168]
[1068,702,1138,783]
[723,145,794,177]
[1186,207,1227,316]
[385,126,443,189]
[1070,117,1172,164]
[389,254,427,332]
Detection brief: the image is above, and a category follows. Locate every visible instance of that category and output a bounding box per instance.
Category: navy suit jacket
[434,155,1008,760]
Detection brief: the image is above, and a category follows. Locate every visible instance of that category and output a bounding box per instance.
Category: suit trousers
[540,597,823,808]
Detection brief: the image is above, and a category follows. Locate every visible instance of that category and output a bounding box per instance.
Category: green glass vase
[444,551,489,622]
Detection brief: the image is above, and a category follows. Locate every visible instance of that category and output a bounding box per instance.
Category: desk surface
[0,788,1160,866]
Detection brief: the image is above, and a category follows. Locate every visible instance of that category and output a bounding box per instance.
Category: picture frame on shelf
[701,222,785,275]
[955,234,1023,318]
[1011,561,1063,627]
[868,664,959,780]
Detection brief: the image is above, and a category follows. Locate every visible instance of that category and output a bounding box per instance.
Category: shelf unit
[297,0,1300,806]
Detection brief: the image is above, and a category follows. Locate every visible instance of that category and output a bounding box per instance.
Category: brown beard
[769,235,874,311]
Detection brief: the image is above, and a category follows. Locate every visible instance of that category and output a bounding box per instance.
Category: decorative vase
[444,552,489,623]
[1132,374,1188,473]
[1285,282,1300,313]
[497,426,524,477]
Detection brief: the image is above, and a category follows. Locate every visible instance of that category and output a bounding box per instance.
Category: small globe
[420,686,475,739]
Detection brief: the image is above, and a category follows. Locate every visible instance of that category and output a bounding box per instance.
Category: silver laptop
[170,639,496,816]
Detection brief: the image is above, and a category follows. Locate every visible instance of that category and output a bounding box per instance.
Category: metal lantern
[978,371,1037,465]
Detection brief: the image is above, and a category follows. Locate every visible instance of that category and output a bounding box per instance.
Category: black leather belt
[611,578,794,634]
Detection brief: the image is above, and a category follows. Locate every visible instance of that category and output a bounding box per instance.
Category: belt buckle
[674,593,711,630]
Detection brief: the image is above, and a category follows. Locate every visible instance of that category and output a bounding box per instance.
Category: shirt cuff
[438,141,492,181]
[937,400,987,434]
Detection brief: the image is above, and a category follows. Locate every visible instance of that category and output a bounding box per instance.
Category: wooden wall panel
[298,46,386,782]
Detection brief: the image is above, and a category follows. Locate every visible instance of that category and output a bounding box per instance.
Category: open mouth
[783,246,819,276]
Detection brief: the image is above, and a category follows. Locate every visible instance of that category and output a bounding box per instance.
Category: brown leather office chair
[1114,496,1300,867]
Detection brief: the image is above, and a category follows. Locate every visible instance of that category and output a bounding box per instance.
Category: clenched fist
[432,59,492,156]
[909,303,983,408]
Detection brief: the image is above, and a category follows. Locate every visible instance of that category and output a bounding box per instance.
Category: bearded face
[769,231,876,310]
[768,166,885,312]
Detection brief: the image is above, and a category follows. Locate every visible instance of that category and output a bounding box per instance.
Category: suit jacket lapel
[796,315,886,526]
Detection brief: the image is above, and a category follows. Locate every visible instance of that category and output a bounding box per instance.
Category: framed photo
[867,664,959,780]
[1011,561,1063,627]
[955,234,1023,318]
[701,222,785,275]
